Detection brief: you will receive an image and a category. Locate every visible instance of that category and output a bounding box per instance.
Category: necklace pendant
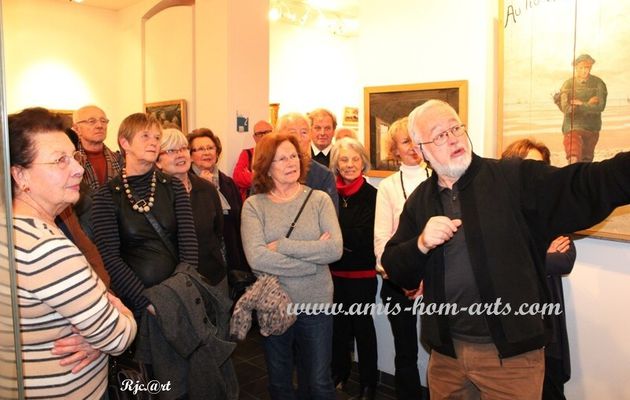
[342,198,348,208]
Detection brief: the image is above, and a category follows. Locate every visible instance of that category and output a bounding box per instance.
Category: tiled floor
[233,329,397,400]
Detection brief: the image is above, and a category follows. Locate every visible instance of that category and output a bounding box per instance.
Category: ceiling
[64,0,358,14]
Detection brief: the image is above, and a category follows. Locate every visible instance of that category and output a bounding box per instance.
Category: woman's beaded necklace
[122,168,156,213]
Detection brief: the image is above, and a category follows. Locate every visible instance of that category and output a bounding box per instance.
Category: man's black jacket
[382,152,630,358]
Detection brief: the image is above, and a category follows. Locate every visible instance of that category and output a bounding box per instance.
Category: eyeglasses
[76,118,110,125]
[272,153,300,164]
[416,124,467,147]
[33,151,82,169]
[160,146,189,156]
[191,146,215,153]
[253,129,272,138]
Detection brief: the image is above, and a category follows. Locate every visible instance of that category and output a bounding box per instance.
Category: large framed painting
[364,80,468,177]
[499,0,630,242]
[145,99,187,133]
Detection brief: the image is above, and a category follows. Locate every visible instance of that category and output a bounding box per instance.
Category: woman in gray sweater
[241,132,342,400]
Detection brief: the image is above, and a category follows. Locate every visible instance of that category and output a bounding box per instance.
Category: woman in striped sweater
[9,108,137,399]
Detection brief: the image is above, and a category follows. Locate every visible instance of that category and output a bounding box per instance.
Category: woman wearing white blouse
[374,117,431,399]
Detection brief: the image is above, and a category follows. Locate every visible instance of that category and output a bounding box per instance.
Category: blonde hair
[385,117,409,161]
[118,113,162,157]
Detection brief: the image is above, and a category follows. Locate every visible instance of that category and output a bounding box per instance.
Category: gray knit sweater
[241,187,342,305]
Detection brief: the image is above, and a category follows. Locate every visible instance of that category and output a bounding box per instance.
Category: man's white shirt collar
[311,142,332,156]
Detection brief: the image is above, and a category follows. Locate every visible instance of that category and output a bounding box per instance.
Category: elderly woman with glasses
[157,128,228,291]
[188,128,250,281]
[9,108,136,400]
[241,132,342,400]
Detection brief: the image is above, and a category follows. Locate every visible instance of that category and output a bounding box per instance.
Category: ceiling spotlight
[269,7,281,21]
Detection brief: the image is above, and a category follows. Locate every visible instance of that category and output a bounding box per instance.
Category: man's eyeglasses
[191,146,215,153]
[33,151,82,169]
[76,118,110,125]
[160,146,189,156]
[416,124,467,147]
[253,130,272,138]
[272,153,300,164]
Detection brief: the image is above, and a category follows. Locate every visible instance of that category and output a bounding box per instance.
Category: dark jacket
[306,160,339,212]
[382,152,630,358]
[136,263,238,400]
[110,171,179,287]
[189,173,227,284]
[330,180,377,273]
[545,238,576,382]
[218,171,251,273]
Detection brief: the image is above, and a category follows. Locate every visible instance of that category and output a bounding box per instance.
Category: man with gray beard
[381,99,630,400]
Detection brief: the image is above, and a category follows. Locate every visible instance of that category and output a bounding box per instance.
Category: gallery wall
[3,0,120,122]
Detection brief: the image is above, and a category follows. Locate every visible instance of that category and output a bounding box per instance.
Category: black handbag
[108,349,155,400]
[227,269,258,301]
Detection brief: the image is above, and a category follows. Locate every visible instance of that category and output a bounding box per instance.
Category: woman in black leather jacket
[92,113,198,318]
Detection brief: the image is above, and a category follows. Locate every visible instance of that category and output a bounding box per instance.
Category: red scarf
[336,175,364,197]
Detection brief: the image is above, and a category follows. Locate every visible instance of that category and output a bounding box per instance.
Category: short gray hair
[160,128,188,154]
[276,112,310,132]
[407,99,454,143]
[330,137,370,177]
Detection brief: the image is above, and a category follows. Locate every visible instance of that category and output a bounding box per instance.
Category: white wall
[270,21,360,127]
[144,6,194,105]
[3,0,120,126]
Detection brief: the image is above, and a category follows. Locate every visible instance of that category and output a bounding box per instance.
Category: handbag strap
[143,211,178,260]
[286,188,313,238]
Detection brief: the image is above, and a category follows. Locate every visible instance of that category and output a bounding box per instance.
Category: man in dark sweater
[381,99,630,400]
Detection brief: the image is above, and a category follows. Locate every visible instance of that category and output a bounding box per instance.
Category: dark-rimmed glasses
[191,145,215,153]
[416,124,467,147]
[75,118,109,125]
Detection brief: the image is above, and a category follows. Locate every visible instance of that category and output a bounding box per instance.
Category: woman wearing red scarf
[330,137,378,400]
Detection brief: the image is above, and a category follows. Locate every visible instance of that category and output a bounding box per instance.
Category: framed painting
[499,0,630,241]
[342,106,359,126]
[363,80,468,177]
[145,99,187,133]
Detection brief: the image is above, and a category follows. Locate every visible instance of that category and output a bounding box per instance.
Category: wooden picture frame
[499,0,630,242]
[144,99,187,133]
[363,80,468,177]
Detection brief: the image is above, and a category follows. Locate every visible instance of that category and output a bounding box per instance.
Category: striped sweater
[14,216,137,400]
